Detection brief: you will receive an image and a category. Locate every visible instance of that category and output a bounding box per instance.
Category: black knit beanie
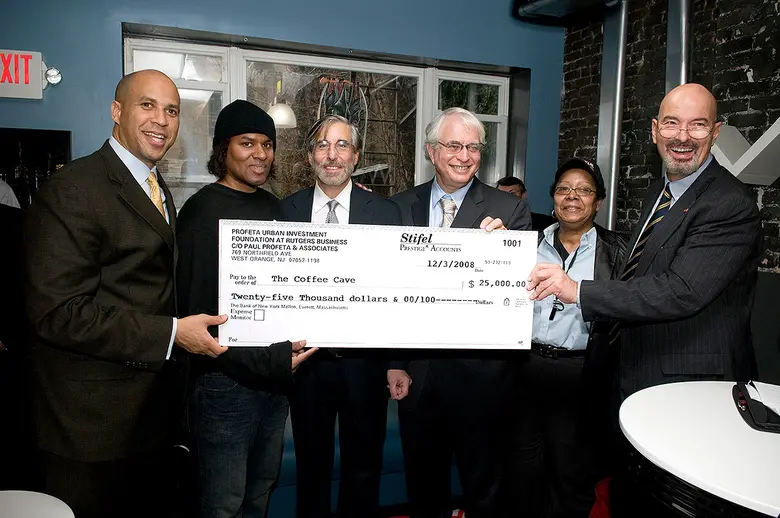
[213,100,277,149]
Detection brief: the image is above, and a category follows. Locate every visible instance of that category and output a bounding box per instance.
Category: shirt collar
[430,177,473,213]
[109,136,158,186]
[665,153,712,200]
[542,223,597,249]
[313,180,353,215]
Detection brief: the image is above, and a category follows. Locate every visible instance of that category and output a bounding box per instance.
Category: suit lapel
[452,179,484,229]
[100,143,174,250]
[290,188,315,222]
[635,162,718,275]
[348,185,373,225]
[626,179,664,257]
[410,181,432,226]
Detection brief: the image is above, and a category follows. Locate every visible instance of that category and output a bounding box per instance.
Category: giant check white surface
[219,220,536,349]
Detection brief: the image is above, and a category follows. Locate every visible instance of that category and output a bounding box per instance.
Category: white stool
[0,491,75,518]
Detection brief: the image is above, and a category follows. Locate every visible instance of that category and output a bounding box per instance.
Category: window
[125,40,230,208]
[237,50,423,198]
[124,37,510,207]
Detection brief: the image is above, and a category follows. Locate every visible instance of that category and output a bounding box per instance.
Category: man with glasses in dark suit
[496,176,556,231]
[281,115,402,518]
[391,107,531,518]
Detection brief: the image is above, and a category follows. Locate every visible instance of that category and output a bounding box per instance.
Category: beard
[314,159,354,187]
[661,139,701,178]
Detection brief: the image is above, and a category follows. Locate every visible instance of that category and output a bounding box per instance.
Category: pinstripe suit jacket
[580,158,760,399]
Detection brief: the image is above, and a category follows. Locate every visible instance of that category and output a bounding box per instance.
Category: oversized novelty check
[218,220,536,349]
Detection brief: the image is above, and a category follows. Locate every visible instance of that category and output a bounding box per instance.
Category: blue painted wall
[0,0,563,212]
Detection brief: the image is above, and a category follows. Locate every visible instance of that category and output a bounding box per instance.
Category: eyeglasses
[657,122,715,140]
[554,186,597,197]
[437,141,484,154]
[314,139,354,154]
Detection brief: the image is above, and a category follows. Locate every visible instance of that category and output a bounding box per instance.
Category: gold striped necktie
[440,195,456,228]
[147,171,166,217]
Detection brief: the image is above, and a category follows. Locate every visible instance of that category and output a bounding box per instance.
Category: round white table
[620,381,780,516]
[0,490,74,518]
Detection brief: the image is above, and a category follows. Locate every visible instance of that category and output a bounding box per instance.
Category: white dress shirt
[311,180,352,224]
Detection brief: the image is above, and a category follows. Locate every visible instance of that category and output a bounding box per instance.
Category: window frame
[124,36,511,193]
[125,38,231,184]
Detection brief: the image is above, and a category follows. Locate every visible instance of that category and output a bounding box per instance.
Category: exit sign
[0,50,43,99]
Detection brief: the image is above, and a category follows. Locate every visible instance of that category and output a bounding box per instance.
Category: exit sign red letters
[0,50,43,99]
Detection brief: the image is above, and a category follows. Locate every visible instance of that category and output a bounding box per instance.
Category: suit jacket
[531,211,557,232]
[24,141,181,462]
[391,177,532,410]
[280,183,402,394]
[0,204,25,352]
[580,158,761,398]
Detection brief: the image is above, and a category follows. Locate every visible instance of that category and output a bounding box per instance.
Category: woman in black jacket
[510,157,627,518]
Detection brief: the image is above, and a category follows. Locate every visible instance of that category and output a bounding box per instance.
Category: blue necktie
[621,184,673,281]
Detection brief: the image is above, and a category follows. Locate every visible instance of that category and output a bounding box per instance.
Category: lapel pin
[682,208,689,213]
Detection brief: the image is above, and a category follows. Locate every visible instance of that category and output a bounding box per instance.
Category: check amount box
[254,309,265,321]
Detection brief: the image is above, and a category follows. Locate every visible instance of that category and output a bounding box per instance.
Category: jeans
[193,373,289,518]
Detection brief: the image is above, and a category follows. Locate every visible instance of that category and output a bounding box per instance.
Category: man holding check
[281,114,402,518]
[390,107,531,518]
[177,99,316,517]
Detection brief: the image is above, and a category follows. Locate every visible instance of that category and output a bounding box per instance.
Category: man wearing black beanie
[176,99,316,518]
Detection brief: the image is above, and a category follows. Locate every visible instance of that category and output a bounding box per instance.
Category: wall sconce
[267,79,297,129]
[42,61,62,89]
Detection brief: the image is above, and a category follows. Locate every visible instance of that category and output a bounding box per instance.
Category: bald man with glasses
[528,83,760,404]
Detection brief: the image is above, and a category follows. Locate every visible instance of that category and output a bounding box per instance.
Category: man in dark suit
[528,83,761,400]
[24,69,228,518]
[281,115,402,518]
[496,176,556,231]
[0,203,33,490]
[390,107,531,518]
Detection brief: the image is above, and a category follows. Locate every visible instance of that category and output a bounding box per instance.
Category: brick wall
[690,0,780,271]
[558,0,780,272]
[558,20,603,165]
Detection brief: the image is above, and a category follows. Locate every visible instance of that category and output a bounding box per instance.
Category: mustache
[666,139,699,148]
[321,160,345,168]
